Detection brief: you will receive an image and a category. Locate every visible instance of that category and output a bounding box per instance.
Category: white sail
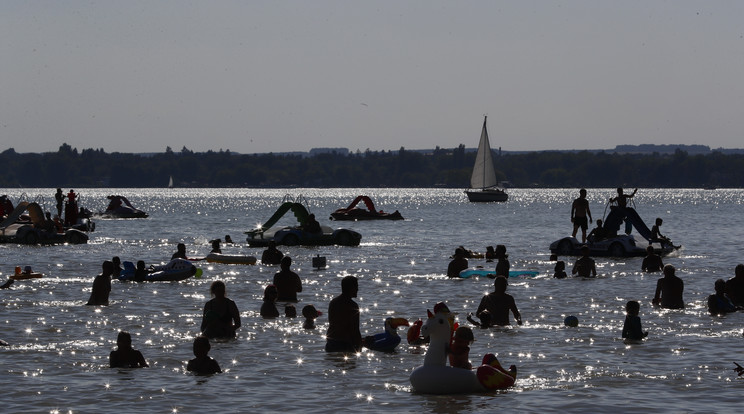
[470,116,499,189]
[168,176,174,188]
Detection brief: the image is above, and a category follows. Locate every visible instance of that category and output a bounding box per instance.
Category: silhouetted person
[725,264,744,307]
[260,284,279,318]
[86,261,113,306]
[187,336,221,375]
[201,281,241,338]
[110,331,148,368]
[210,239,221,254]
[54,188,65,219]
[325,276,362,352]
[273,256,302,302]
[622,300,648,341]
[571,188,593,243]
[653,264,684,309]
[475,276,522,326]
[447,247,468,278]
[641,245,664,273]
[587,219,606,242]
[494,244,510,277]
[553,260,567,279]
[261,240,284,265]
[172,243,188,260]
[304,213,322,234]
[708,279,739,315]
[572,245,597,278]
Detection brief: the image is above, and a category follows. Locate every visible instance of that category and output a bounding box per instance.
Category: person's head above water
[116,331,132,349]
[210,280,226,298]
[626,300,640,316]
[493,276,508,293]
[341,276,358,297]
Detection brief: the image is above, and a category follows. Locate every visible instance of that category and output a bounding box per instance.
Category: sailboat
[464,116,508,202]
[168,175,174,189]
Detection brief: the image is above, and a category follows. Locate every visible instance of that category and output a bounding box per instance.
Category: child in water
[109,331,148,368]
[553,261,567,279]
[449,326,474,369]
[134,260,148,282]
[260,285,280,318]
[621,300,648,341]
[285,304,297,318]
[302,304,322,329]
[186,336,221,375]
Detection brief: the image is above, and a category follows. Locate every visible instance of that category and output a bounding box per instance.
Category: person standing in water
[86,261,113,306]
[200,281,241,338]
[325,276,362,353]
[571,189,593,243]
[652,264,684,309]
[110,331,148,368]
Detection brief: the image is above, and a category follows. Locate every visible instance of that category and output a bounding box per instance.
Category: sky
[2,1,744,154]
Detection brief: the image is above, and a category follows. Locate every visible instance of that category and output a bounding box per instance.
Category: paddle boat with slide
[246,195,361,247]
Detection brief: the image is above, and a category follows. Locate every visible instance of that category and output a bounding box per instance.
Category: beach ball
[564,315,579,327]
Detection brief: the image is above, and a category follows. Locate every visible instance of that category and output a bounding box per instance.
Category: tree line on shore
[1,144,743,188]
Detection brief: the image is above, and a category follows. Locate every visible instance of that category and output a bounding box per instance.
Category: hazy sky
[2,1,743,154]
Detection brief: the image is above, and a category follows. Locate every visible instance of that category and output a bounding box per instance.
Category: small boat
[99,195,148,219]
[330,195,403,221]
[464,116,508,202]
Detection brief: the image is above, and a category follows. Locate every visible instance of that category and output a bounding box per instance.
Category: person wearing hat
[302,305,322,329]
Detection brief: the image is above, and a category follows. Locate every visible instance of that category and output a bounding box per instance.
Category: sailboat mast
[482,116,487,189]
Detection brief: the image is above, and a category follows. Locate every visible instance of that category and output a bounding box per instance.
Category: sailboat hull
[465,189,508,202]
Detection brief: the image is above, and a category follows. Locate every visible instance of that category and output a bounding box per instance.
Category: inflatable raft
[459,268,538,278]
[205,253,256,265]
[119,259,199,282]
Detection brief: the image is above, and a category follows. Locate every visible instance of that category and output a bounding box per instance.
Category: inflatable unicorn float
[409,307,517,394]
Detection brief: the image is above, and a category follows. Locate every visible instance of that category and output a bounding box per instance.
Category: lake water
[1,188,742,413]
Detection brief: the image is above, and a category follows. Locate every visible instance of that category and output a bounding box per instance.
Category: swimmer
[494,245,510,277]
[134,260,148,282]
[0,279,13,289]
[325,276,362,353]
[621,300,648,341]
[86,261,113,306]
[641,245,664,273]
[571,245,597,278]
[475,276,522,326]
[285,304,297,318]
[186,336,221,375]
[224,235,233,244]
[449,326,474,369]
[200,281,241,338]
[302,304,322,330]
[260,285,279,318]
[447,247,468,278]
[273,256,302,302]
[652,264,684,309]
[109,331,148,368]
[553,261,567,279]
[210,239,221,254]
[171,243,188,260]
